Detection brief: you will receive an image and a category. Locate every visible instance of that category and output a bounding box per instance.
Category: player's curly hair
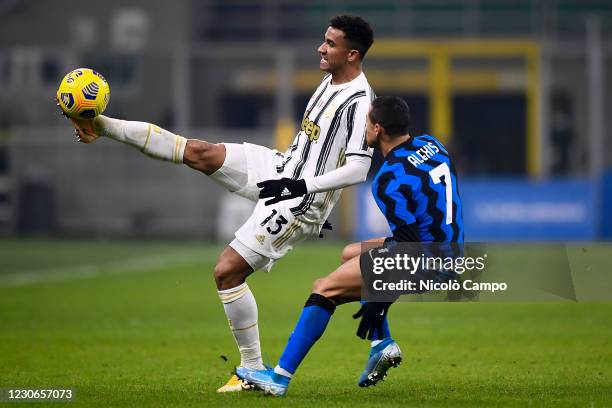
[330,15,374,60]
[369,96,411,137]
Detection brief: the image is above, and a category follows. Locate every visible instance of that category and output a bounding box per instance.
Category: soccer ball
[56,68,110,119]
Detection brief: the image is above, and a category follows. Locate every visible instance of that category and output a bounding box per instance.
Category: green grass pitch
[0,239,610,407]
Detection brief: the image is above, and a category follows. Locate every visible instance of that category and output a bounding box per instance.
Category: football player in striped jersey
[62,15,383,393]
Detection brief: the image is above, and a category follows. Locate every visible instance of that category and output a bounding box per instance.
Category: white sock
[274,365,292,378]
[94,115,186,163]
[218,283,265,370]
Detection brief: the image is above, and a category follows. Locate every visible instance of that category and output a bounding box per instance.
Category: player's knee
[312,277,327,294]
[184,140,225,175]
[312,277,340,301]
[341,243,360,263]
[213,260,242,290]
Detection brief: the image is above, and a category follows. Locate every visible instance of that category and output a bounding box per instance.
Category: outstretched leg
[69,115,238,179]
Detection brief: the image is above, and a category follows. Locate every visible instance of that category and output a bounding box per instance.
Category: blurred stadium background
[0,0,611,242]
[1,3,612,405]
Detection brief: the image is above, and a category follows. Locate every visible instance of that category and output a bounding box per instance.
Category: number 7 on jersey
[429,162,453,225]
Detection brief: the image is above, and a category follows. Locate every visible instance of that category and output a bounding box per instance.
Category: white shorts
[211,142,280,202]
[229,237,275,272]
[215,143,322,271]
[234,198,321,261]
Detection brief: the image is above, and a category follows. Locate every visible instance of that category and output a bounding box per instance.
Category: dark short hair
[330,15,374,60]
[369,96,411,137]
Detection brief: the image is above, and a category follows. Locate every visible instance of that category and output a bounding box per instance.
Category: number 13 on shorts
[260,209,288,235]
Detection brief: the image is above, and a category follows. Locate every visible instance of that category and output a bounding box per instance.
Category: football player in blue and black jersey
[237,96,464,396]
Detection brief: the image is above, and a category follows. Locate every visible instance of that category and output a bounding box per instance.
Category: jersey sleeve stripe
[360,127,369,151]
[345,102,357,145]
[304,81,330,118]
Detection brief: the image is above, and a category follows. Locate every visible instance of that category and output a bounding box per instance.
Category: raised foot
[70,117,101,144]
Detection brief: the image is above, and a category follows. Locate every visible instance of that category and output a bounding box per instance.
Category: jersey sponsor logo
[407,142,440,167]
[301,116,321,142]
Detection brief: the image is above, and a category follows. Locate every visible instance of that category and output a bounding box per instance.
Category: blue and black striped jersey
[372,135,464,243]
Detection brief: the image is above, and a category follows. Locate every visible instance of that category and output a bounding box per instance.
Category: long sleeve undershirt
[303,155,371,193]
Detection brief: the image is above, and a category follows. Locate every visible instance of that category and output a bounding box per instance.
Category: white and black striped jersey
[276,72,375,223]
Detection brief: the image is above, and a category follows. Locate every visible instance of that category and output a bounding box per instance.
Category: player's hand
[352,302,392,340]
[257,178,308,206]
[56,98,100,144]
[318,220,333,238]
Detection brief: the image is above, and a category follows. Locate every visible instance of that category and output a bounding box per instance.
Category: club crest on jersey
[323,104,337,119]
[301,116,321,142]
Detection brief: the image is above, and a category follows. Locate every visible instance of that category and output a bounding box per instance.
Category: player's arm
[304,155,370,192]
[305,96,375,193]
[257,155,369,205]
